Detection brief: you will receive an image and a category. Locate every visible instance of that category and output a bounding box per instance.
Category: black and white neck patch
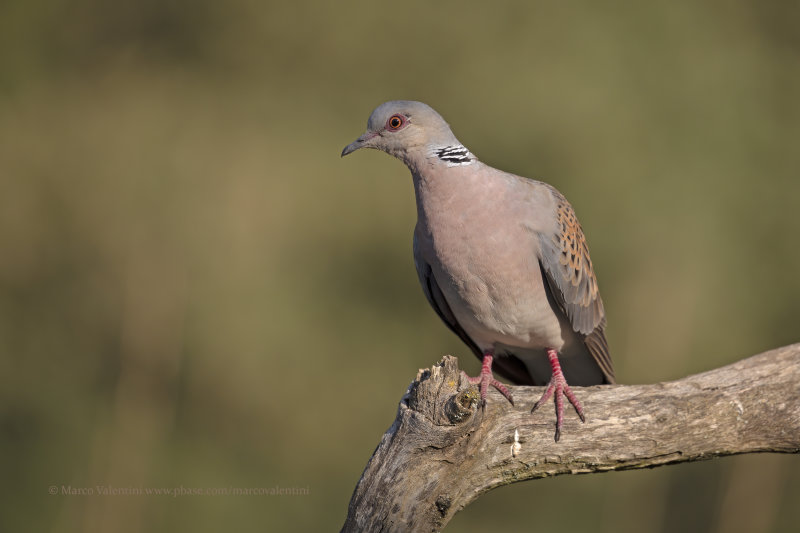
[433,145,475,166]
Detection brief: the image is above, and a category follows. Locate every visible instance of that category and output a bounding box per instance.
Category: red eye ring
[386,114,406,131]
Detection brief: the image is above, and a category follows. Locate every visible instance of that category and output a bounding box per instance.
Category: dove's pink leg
[531,348,586,442]
[462,353,514,406]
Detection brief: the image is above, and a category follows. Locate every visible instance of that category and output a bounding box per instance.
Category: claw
[531,348,585,442]
[462,353,514,406]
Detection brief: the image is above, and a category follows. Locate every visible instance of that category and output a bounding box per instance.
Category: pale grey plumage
[342,100,614,399]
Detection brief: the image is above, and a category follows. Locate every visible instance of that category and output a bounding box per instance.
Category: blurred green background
[2,1,799,531]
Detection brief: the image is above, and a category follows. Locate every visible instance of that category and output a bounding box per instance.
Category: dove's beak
[341,132,378,157]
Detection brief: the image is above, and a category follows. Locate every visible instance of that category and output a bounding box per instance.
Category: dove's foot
[461,353,514,407]
[531,348,585,442]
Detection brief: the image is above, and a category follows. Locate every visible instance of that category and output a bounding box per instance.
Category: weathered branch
[341,344,800,532]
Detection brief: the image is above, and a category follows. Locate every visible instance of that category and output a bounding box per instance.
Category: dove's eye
[386,114,406,131]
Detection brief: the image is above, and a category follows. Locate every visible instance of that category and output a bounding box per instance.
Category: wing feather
[538,187,615,383]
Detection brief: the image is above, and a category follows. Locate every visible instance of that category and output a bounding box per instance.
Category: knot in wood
[445,388,480,423]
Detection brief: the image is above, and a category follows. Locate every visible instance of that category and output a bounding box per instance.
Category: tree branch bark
[341,344,800,532]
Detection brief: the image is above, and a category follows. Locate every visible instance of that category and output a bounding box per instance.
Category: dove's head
[341,101,461,162]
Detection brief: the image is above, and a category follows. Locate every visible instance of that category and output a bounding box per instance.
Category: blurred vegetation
[1,1,799,532]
